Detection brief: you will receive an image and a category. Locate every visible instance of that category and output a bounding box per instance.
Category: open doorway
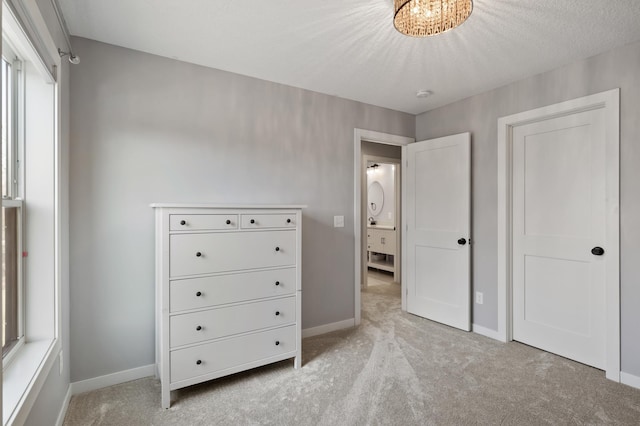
[363,157,400,291]
[353,129,413,326]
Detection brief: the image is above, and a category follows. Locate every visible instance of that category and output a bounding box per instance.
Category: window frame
[2,37,25,367]
[2,0,64,423]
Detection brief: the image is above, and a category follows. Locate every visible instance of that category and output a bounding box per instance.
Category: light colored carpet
[366,269,395,287]
[64,283,640,425]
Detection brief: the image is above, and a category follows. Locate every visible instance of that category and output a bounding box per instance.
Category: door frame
[497,89,620,380]
[354,129,413,326]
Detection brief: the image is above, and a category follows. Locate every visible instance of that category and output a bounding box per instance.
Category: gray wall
[69,37,414,382]
[25,0,71,422]
[362,141,402,159]
[416,40,640,376]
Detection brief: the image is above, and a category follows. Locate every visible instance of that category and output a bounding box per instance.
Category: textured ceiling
[58,0,640,114]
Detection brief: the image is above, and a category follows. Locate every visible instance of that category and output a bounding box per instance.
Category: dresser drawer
[170,230,295,277]
[170,268,296,312]
[170,214,238,231]
[241,214,297,229]
[170,325,296,383]
[170,296,295,347]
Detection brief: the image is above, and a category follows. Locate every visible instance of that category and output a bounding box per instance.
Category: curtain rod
[50,0,75,57]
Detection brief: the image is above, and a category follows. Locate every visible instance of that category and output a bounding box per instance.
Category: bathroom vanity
[367,225,397,279]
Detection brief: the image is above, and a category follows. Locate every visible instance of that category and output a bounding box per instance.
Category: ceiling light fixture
[416,89,433,98]
[394,0,473,37]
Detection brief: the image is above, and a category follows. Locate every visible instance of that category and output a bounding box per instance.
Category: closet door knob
[196,360,202,365]
[275,247,280,252]
[196,252,202,257]
[275,311,280,316]
[591,246,605,256]
[275,341,280,346]
[226,219,231,225]
[275,281,280,286]
[180,220,186,226]
[286,218,291,224]
[457,238,467,245]
[196,325,202,331]
[250,219,255,224]
[196,291,202,297]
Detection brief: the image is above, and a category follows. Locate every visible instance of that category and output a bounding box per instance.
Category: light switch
[334,215,344,228]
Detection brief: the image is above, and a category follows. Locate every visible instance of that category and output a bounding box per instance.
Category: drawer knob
[226,219,231,225]
[287,218,291,224]
[250,219,255,224]
[196,291,202,297]
[196,325,202,331]
[275,247,280,252]
[180,220,186,226]
[275,341,280,346]
[196,252,202,257]
[275,311,280,316]
[275,281,280,286]
[196,359,202,365]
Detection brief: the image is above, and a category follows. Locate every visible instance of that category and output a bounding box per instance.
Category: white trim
[620,372,640,390]
[401,146,407,312]
[302,318,355,338]
[2,0,60,82]
[70,364,156,396]
[472,324,506,342]
[354,129,413,326]
[4,339,60,425]
[54,384,72,426]
[497,89,620,380]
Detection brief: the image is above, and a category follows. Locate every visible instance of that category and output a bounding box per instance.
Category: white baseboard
[55,385,72,426]
[302,318,355,338]
[70,364,155,396]
[621,372,640,390]
[472,324,506,342]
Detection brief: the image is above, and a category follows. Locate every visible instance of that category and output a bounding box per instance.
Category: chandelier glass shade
[394,0,473,37]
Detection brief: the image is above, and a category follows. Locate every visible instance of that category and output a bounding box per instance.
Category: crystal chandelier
[394,0,473,37]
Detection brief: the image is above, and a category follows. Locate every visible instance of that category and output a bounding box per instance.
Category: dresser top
[150,203,306,209]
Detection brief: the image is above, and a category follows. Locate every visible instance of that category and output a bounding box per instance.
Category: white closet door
[405,133,471,331]
[512,109,607,369]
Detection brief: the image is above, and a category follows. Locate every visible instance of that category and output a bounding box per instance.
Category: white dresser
[152,204,304,408]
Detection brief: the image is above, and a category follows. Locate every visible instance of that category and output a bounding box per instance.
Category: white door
[512,109,607,369]
[405,133,470,331]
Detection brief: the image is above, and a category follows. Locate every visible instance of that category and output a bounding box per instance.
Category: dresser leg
[294,355,301,369]
[162,389,171,409]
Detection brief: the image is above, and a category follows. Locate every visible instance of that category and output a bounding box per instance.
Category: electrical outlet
[475,292,483,305]
[333,215,344,228]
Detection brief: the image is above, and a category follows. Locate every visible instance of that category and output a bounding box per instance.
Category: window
[2,0,61,422]
[2,39,24,363]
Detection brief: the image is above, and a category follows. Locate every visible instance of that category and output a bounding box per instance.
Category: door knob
[457,238,467,245]
[591,246,605,256]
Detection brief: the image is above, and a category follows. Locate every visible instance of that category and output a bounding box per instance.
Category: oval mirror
[367,181,384,217]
